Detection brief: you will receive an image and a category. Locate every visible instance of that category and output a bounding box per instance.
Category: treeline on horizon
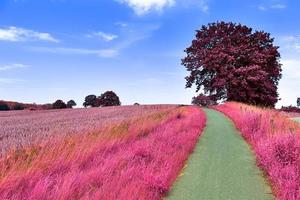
[0,90,123,111]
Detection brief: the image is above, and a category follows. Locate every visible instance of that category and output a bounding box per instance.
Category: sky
[0,0,299,107]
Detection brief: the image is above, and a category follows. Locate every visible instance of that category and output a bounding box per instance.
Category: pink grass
[0,106,205,200]
[0,105,176,156]
[214,102,300,200]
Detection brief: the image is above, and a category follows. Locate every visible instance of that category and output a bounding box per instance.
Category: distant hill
[0,100,52,110]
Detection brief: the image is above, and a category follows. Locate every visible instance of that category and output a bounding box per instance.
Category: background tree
[0,102,10,111]
[52,100,67,109]
[280,105,300,113]
[66,100,77,108]
[183,21,282,107]
[192,94,216,107]
[83,95,98,107]
[98,91,121,107]
[13,103,25,110]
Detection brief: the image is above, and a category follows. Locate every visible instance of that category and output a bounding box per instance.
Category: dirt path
[167,109,274,200]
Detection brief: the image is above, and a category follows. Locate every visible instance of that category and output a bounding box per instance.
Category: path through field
[167,109,274,200]
[293,117,300,122]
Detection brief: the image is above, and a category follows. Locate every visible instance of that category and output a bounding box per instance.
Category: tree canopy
[183,21,282,107]
[83,95,98,107]
[192,94,216,107]
[83,91,121,108]
[98,91,121,107]
[67,100,77,108]
[52,100,67,109]
[0,102,10,111]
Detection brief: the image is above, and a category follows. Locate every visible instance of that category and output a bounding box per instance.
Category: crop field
[0,105,206,199]
[215,102,300,200]
[0,105,176,156]
[1,102,300,200]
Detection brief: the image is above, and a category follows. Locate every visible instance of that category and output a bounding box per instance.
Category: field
[0,105,206,199]
[0,105,176,156]
[1,103,300,200]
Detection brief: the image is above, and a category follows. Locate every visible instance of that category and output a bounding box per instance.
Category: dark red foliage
[183,21,282,107]
[52,100,67,109]
[98,91,121,107]
[280,106,300,113]
[66,100,77,108]
[192,94,216,107]
[0,102,10,111]
[83,95,98,107]
[13,103,25,110]
[0,100,52,110]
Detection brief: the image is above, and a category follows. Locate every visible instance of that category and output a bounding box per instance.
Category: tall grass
[0,106,206,200]
[0,105,176,156]
[214,102,300,200]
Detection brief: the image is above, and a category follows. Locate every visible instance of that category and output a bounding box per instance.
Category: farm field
[0,105,176,156]
[168,109,273,200]
[1,1,300,199]
[1,103,300,199]
[0,105,206,199]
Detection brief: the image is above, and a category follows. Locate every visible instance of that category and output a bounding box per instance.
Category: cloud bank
[0,27,59,43]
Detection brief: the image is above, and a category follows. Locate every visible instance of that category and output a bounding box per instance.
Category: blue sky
[0,0,299,107]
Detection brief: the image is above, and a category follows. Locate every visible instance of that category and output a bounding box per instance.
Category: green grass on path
[292,117,300,122]
[167,109,274,200]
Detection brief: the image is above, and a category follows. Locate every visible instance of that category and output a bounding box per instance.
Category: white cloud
[29,47,118,58]
[198,1,209,12]
[0,26,59,43]
[255,1,287,11]
[258,5,266,11]
[271,4,286,9]
[118,0,209,15]
[118,0,175,15]
[0,63,29,71]
[86,31,118,41]
[276,35,300,56]
[115,22,128,28]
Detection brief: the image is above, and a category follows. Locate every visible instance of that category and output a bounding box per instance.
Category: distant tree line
[280,105,300,113]
[0,90,121,111]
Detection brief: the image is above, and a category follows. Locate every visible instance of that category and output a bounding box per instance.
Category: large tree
[67,100,77,108]
[52,100,67,109]
[98,91,121,107]
[83,95,98,107]
[183,21,282,107]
